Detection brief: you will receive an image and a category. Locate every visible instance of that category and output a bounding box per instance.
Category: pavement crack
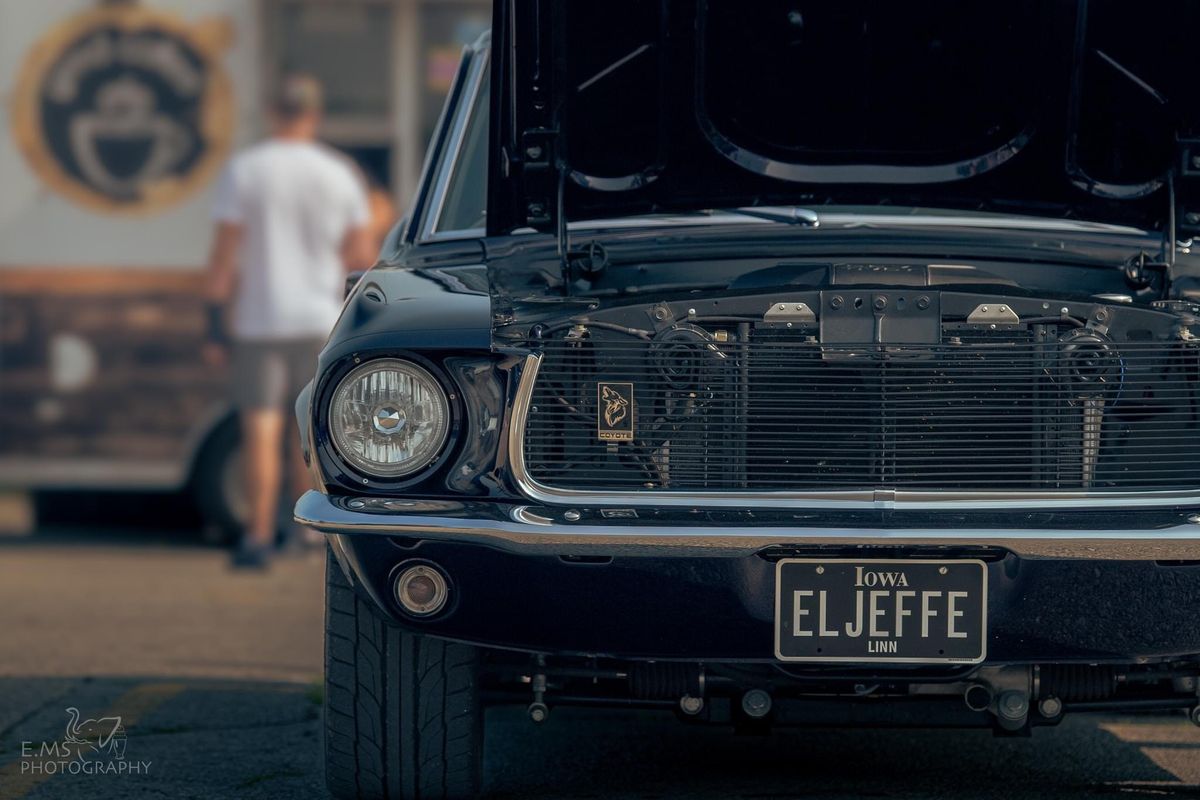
[0,680,83,741]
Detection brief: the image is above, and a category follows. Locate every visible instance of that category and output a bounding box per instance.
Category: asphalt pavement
[1,522,1198,799]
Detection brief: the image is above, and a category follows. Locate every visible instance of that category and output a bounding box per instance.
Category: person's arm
[340,166,376,273]
[340,223,375,273]
[206,221,243,303]
[203,158,244,366]
[202,222,243,366]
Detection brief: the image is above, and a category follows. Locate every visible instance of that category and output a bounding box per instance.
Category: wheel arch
[182,401,239,487]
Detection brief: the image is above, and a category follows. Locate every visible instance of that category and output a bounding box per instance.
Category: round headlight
[329,359,451,478]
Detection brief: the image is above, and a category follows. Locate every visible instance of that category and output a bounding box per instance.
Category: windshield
[434,70,489,234]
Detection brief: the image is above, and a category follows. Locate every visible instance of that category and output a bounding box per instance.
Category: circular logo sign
[11,6,234,214]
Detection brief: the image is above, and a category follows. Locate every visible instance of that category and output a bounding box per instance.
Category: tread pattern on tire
[324,552,481,800]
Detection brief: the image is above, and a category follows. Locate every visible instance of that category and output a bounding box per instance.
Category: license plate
[774,559,987,664]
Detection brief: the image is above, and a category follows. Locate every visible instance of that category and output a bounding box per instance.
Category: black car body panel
[300,20,1200,735]
[320,526,1200,663]
[485,215,1188,304]
[489,0,1200,239]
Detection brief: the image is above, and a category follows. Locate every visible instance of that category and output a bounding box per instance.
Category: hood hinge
[1128,169,1181,293]
[519,128,557,229]
[519,126,576,293]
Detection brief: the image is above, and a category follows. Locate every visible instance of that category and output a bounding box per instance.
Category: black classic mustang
[296,3,1200,797]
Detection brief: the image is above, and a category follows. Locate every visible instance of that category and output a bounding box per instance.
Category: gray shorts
[231,338,324,412]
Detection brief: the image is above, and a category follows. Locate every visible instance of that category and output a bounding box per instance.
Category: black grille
[521,334,1200,494]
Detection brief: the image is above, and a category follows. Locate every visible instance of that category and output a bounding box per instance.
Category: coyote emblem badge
[597,382,634,441]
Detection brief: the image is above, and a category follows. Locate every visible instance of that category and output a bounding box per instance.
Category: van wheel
[324,550,483,800]
[189,417,246,543]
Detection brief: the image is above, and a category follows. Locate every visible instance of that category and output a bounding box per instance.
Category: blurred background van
[0,0,489,538]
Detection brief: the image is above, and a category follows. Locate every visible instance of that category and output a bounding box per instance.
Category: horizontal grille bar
[520,336,1200,496]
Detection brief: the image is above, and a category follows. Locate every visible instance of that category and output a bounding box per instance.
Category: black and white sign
[775,559,988,664]
[12,6,232,213]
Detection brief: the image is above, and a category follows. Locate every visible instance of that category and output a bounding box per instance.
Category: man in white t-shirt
[204,75,373,568]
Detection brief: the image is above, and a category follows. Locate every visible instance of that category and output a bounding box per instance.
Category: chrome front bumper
[295,491,1200,560]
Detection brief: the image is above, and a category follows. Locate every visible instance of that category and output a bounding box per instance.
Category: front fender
[301,263,500,498]
[322,264,492,364]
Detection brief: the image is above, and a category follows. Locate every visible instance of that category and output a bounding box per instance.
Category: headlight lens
[329,358,451,478]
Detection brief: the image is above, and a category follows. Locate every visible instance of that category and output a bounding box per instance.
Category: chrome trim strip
[509,353,1200,511]
[420,211,1148,245]
[419,212,774,244]
[417,46,489,244]
[421,226,486,243]
[295,492,1200,560]
[405,44,472,244]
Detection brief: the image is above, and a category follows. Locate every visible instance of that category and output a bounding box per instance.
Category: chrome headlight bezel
[322,355,460,484]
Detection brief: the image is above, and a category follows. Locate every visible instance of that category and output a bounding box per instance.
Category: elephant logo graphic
[597,382,634,441]
[64,706,127,760]
[11,5,233,213]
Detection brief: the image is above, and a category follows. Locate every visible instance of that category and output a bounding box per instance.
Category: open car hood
[488,0,1200,241]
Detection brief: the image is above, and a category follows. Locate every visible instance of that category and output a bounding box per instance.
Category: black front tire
[324,550,483,800]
